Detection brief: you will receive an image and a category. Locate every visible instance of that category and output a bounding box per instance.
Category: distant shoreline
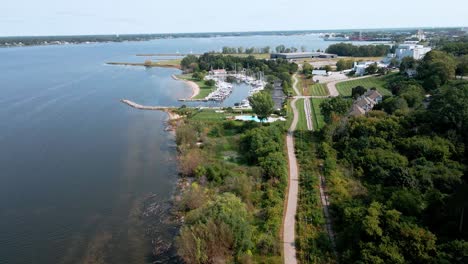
[106,61,181,69]
[2,26,462,48]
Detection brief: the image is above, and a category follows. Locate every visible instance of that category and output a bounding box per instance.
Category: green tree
[336,59,354,71]
[399,56,417,74]
[437,240,468,263]
[204,79,216,87]
[259,152,287,181]
[248,91,274,121]
[428,83,468,134]
[456,55,468,77]
[417,50,457,90]
[181,55,199,72]
[324,65,333,72]
[261,46,271,54]
[352,86,367,99]
[275,45,286,53]
[381,97,409,114]
[302,62,313,75]
[192,71,206,81]
[320,96,352,123]
[365,63,378,75]
[399,84,425,108]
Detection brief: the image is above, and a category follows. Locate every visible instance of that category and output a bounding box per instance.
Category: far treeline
[301,39,468,263]
[326,43,392,57]
[220,45,316,54]
[180,54,298,95]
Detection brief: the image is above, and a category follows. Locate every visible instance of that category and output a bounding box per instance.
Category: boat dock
[178,98,208,102]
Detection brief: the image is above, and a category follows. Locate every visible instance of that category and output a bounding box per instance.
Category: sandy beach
[172,74,200,99]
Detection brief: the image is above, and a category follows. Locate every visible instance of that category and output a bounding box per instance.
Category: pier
[178,98,208,102]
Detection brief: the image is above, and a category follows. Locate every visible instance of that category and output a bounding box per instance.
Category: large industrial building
[270,52,338,60]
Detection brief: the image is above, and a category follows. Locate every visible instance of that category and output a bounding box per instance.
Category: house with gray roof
[348,89,383,116]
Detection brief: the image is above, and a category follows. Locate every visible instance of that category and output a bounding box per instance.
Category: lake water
[0,34,349,264]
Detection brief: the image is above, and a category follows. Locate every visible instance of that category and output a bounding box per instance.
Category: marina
[179,69,267,108]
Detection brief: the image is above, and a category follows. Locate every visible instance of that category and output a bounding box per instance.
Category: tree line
[221,46,271,54]
[219,45,311,54]
[326,43,391,57]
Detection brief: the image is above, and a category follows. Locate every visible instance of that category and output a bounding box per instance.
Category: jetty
[120,99,174,110]
[121,99,229,111]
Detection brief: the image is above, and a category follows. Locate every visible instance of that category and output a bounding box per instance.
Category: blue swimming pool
[235,115,286,123]
[235,115,262,122]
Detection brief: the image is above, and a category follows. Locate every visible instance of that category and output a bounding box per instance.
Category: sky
[1,0,467,36]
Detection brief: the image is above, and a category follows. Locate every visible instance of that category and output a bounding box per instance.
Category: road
[292,74,301,96]
[303,98,314,131]
[283,98,299,264]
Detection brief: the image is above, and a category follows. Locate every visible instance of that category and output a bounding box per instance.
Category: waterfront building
[210,69,227,77]
[395,44,431,60]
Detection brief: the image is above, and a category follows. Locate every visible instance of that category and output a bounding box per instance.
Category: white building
[395,44,431,60]
[210,69,227,77]
[407,29,426,41]
[312,70,329,76]
[353,61,388,76]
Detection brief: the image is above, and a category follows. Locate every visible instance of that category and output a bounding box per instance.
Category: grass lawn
[186,109,254,122]
[336,75,392,97]
[295,74,303,96]
[310,98,327,130]
[296,99,309,131]
[308,83,329,96]
[298,74,329,96]
[153,59,181,68]
[176,74,215,99]
[189,110,228,121]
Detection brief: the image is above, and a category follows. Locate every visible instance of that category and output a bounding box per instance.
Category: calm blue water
[0,34,343,264]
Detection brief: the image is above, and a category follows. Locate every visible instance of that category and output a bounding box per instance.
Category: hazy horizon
[1,26,467,38]
[2,0,468,37]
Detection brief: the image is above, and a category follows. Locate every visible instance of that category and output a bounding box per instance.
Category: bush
[205,79,216,87]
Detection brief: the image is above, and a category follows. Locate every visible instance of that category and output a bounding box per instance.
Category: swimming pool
[235,115,286,123]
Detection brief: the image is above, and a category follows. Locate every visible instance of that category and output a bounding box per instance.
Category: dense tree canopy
[417,50,458,90]
[317,75,468,263]
[320,96,353,123]
[326,43,390,57]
